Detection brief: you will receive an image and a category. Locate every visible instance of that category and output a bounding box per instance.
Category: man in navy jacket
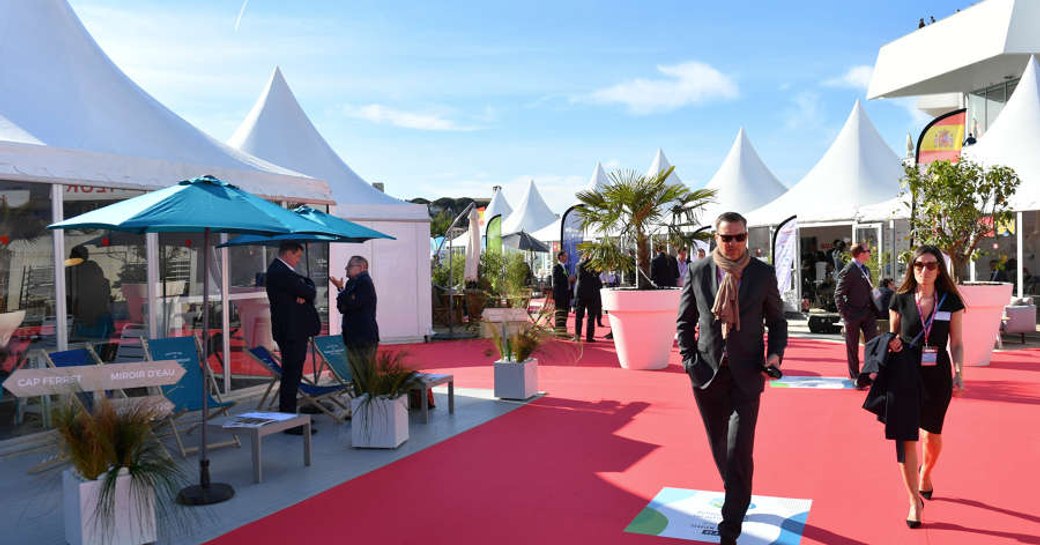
[333,255,379,362]
[266,242,321,422]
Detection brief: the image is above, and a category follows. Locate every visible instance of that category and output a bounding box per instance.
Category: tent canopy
[228,67,426,220]
[964,56,1040,211]
[700,128,788,223]
[501,180,558,236]
[645,149,684,187]
[0,0,328,202]
[484,186,513,227]
[745,101,903,226]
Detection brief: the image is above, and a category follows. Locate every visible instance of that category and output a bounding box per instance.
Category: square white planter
[350,395,409,449]
[494,358,538,400]
[63,468,157,545]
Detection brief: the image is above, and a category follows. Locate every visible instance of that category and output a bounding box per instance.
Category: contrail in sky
[234,0,251,32]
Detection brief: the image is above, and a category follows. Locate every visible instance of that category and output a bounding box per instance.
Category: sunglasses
[717,232,748,243]
[913,261,939,271]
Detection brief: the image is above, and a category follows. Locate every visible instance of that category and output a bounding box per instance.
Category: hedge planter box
[601,288,681,370]
[350,395,409,449]
[63,468,157,545]
[494,358,538,400]
[959,282,1014,367]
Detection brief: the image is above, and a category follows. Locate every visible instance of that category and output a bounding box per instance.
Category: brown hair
[850,242,870,257]
[897,245,961,300]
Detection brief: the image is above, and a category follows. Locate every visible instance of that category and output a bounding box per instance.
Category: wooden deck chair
[247,346,352,422]
[311,335,354,388]
[146,336,240,458]
[114,323,148,362]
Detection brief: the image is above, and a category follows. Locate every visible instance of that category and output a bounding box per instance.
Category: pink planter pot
[601,288,681,370]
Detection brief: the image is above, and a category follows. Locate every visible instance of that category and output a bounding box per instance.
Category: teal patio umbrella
[49,175,353,506]
[218,205,395,247]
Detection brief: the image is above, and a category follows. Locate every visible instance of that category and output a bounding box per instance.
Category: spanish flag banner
[916,108,966,166]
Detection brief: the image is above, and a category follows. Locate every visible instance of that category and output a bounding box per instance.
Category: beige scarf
[711,247,751,339]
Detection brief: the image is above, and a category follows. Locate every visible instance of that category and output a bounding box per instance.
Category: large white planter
[494,358,538,400]
[63,468,157,545]
[601,288,681,370]
[959,282,1013,367]
[350,395,409,449]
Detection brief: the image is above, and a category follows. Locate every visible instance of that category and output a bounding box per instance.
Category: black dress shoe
[283,425,316,436]
[585,338,596,343]
[906,497,924,528]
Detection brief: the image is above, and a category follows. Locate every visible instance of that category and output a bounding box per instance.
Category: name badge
[934,311,951,321]
[921,346,938,366]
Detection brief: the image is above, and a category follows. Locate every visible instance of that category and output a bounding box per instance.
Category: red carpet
[207,324,1040,545]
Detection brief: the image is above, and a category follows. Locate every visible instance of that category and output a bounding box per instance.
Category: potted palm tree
[54,397,185,545]
[901,159,1020,367]
[347,350,420,448]
[576,166,715,370]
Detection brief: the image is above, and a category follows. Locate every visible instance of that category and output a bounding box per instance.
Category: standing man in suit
[676,211,788,545]
[651,245,675,287]
[834,243,877,388]
[552,251,572,336]
[266,242,321,433]
[331,255,379,363]
[574,252,601,342]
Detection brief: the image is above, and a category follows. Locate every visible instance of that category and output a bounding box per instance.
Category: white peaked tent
[586,162,611,192]
[645,149,685,186]
[228,67,431,342]
[965,55,1040,211]
[483,186,513,227]
[0,0,328,201]
[745,101,903,226]
[700,128,788,223]
[501,180,558,236]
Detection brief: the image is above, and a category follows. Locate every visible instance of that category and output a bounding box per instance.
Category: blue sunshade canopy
[218,205,395,247]
[49,175,337,236]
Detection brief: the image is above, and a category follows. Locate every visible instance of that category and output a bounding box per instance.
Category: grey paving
[0,386,531,544]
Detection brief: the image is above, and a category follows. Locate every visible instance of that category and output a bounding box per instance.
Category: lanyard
[914,292,947,346]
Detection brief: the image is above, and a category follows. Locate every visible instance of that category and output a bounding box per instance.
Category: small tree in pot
[900,159,1020,367]
[901,160,1020,282]
[574,166,714,369]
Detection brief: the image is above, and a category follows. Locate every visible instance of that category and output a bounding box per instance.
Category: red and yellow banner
[917,109,966,166]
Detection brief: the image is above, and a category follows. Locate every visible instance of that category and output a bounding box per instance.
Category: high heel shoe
[906,497,924,529]
[920,488,933,500]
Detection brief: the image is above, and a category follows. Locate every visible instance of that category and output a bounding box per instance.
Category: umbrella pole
[178,227,235,505]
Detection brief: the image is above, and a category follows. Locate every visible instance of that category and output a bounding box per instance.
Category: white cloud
[784,91,826,131]
[343,104,478,131]
[824,65,874,90]
[583,61,739,115]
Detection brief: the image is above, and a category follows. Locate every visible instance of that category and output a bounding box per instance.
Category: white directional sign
[1,360,184,398]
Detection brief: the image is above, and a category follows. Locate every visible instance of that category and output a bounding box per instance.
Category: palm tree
[576,166,715,289]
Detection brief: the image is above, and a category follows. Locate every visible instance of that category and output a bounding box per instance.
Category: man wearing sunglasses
[834,242,878,389]
[676,211,787,545]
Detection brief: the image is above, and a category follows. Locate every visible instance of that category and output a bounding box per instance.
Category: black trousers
[843,313,878,379]
[574,298,600,340]
[276,337,309,414]
[690,366,761,541]
[554,297,570,335]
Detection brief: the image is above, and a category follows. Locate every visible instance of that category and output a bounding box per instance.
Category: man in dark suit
[266,242,322,433]
[332,255,379,361]
[552,251,572,336]
[650,245,675,287]
[574,253,601,342]
[834,243,877,388]
[676,211,787,545]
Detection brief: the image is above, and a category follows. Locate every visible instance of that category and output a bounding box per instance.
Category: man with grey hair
[676,211,788,545]
[331,255,379,362]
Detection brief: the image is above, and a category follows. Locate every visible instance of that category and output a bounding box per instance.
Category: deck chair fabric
[311,335,354,386]
[247,346,351,422]
[146,336,239,458]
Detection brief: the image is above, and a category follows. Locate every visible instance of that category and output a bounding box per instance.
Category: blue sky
[69,0,968,212]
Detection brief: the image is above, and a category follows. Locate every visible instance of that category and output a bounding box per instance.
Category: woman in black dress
[886,246,965,528]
